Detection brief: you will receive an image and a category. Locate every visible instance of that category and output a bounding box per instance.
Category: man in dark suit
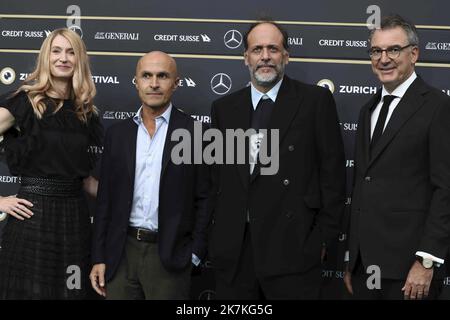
[89,51,210,299]
[344,15,450,300]
[208,20,346,299]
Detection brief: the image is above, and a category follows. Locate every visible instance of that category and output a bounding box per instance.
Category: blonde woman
[0,28,103,299]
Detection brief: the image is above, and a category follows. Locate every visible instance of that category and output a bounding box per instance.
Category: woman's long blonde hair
[16,28,97,122]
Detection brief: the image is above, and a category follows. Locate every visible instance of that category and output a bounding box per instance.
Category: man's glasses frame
[368,44,416,60]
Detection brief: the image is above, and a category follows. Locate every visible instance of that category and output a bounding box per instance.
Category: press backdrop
[0,0,449,299]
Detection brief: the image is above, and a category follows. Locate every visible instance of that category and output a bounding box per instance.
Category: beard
[251,63,285,88]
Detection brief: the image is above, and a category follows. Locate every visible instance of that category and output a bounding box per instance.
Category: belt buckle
[136,228,142,241]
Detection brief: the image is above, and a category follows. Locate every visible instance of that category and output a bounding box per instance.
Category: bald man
[90,51,210,300]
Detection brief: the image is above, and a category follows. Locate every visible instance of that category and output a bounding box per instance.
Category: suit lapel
[126,118,138,188]
[362,92,381,168]
[267,76,302,145]
[161,107,186,178]
[369,77,428,167]
[231,88,252,190]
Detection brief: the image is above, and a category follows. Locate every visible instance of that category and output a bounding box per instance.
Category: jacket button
[283,179,290,186]
[285,211,293,218]
[288,145,295,152]
[364,176,371,182]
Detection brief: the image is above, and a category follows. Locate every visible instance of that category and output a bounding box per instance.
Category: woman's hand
[83,176,99,198]
[0,195,33,220]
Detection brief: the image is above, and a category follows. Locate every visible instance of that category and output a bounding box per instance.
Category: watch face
[423,258,434,269]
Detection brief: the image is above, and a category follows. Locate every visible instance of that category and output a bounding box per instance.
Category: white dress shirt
[249,79,283,174]
[370,72,417,138]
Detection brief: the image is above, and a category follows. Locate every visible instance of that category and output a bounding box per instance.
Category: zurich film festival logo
[224,30,242,49]
[92,75,120,84]
[211,73,232,95]
[339,85,377,95]
[317,79,335,94]
[19,73,31,81]
[0,67,16,85]
[191,114,210,123]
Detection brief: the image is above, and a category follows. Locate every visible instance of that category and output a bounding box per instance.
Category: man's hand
[0,195,33,220]
[90,263,107,297]
[83,176,99,198]
[343,263,353,295]
[402,260,433,300]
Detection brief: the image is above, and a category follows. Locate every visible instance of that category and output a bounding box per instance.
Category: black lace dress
[0,91,103,299]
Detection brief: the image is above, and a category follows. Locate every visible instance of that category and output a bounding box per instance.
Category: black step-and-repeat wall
[1,0,449,299]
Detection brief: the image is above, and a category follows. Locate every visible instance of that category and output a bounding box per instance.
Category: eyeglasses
[368,44,415,60]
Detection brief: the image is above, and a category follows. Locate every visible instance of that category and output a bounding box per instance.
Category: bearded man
[207,19,346,299]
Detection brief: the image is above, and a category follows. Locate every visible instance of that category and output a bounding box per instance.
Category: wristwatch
[416,255,434,269]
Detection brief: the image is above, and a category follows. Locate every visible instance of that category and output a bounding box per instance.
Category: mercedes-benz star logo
[211,73,232,95]
[224,29,242,49]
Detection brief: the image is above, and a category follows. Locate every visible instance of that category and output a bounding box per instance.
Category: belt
[128,227,158,243]
[20,177,82,197]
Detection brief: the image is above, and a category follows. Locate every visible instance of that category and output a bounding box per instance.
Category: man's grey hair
[369,14,419,46]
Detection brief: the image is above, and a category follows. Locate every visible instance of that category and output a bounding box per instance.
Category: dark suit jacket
[208,76,346,282]
[348,76,450,279]
[91,107,210,281]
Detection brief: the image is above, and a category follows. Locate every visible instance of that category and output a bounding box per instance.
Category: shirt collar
[381,71,417,100]
[133,103,172,126]
[250,78,283,109]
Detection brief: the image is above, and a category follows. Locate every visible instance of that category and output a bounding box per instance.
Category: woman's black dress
[0,91,103,299]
